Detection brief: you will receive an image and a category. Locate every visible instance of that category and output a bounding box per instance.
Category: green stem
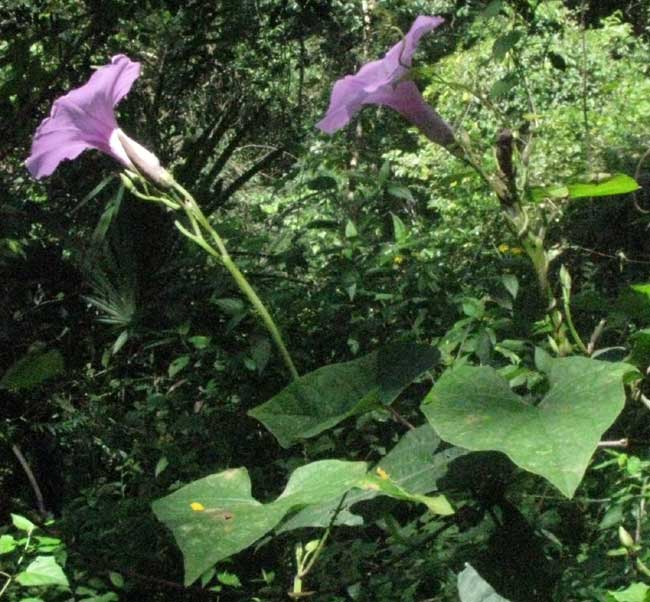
[298,492,349,582]
[562,289,588,355]
[0,572,11,599]
[221,254,299,380]
[171,181,299,381]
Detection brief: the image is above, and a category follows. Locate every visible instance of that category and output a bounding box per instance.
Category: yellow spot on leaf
[376,467,390,480]
[190,502,205,512]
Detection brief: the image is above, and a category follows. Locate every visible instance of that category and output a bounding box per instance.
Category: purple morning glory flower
[317,15,455,149]
[26,54,170,186]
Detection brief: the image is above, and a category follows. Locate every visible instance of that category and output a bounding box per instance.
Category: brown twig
[11,443,47,518]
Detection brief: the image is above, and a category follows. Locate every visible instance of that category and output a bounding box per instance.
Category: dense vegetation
[3,1,650,600]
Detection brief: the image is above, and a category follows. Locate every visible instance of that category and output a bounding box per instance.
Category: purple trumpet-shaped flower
[26,54,171,187]
[317,15,455,149]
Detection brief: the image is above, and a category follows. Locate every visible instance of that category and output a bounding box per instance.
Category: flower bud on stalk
[115,130,173,189]
[618,525,635,549]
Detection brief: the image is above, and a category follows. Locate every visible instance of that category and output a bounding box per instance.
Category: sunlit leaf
[422,357,634,497]
[248,343,439,447]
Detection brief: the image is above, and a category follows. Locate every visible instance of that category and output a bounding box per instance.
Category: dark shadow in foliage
[440,452,559,602]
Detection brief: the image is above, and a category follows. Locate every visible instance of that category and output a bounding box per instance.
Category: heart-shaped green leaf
[277,424,463,533]
[153,449,454,585]
[421,357,632,498]
[153,460,367,585]
[249,343,439,448]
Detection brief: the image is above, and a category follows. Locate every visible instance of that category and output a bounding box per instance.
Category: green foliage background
[3,1,650,601]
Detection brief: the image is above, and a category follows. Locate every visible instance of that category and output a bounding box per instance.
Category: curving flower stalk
[25,54,171,187]
[26,55,299,380]
[316,16,456,150]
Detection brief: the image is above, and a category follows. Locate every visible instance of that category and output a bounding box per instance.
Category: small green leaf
[391,213,408,243]
[502,274,519,299]
[188,336,211,349]
[213,298,245,316]
[387,184,415,203]
[15,556,69,587]
[489,73,517,98]
[251,337,272,374]
[492,31,523,61]
[1,350,64,391]
[217,571,241,588]
[155,456,169,478]
[378,159,391,185]
[112,330,129,355]
[482,0,503,18]
[345,220,358,238]
[168,355,190,378]
[606,582,650,602]
[0,534,17,554]
[12,514,36,533]
[108,571,124,588]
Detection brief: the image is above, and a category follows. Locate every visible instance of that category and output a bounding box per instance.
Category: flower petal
[316,15,444,134]
[367,80,455,148]
[25,55,141,179]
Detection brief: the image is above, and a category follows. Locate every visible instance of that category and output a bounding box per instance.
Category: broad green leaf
[11,514,36,533]
[153,460,367,585]
[277,425,463,533]
[566,173,639,199]
[248,343,439,448]
[15,556,69,587]
[458,564,511,602]
[421,357,633,497]
[1,350,64,391]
